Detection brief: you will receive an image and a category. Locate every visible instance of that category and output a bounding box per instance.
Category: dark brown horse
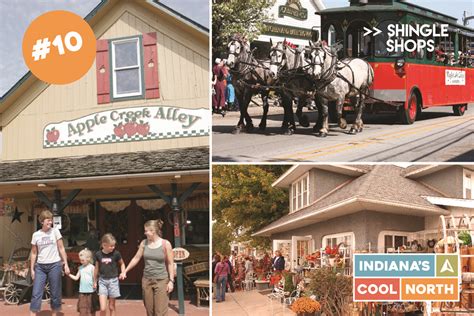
[226,37,275,133]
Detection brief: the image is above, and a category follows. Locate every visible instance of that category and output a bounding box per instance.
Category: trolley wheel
[4,283,21,305]
[400,90,420,124]
[453,104,467,116]
[43,282,51,302]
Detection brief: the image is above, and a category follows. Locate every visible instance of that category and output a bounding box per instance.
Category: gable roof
[403,165,474,179]
[254,165,447,236]
[0,0,208,110]
[273,164,372,187]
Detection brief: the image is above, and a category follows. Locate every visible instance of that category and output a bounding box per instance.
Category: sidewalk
[0,298,209,315]
[212,289,296,316]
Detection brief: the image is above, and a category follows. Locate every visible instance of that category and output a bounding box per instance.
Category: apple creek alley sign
[43,106,210,148]
[354,254,460,302]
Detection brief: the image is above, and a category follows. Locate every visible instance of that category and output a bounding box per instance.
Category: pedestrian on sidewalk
[121,220,175,316]
[225,257,235,293]
[214,256,230,302]
[30,210,70,316]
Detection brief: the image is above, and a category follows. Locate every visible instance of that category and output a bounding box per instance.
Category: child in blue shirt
[69,248,98,316]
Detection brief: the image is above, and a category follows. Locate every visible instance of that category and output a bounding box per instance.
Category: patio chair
[284,282,303,306]
[11,247,30,263]
[267,279,287,314]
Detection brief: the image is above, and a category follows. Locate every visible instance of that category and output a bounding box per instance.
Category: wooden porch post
[148,182,200,316]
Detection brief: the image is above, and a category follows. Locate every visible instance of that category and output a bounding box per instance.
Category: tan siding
[2,2,209,161]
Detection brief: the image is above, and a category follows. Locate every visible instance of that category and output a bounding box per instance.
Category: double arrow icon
[363,26,382,37]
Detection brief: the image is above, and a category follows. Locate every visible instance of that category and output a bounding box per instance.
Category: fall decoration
[291,297,321,314]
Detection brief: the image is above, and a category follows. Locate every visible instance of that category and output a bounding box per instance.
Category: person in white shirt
[30,210,70,315]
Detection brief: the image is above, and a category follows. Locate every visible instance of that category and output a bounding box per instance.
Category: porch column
[148,182,200,316]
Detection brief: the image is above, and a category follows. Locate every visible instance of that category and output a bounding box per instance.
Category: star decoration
[11,207,24,224]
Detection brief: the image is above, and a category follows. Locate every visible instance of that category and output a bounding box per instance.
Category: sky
[0,0,210,97]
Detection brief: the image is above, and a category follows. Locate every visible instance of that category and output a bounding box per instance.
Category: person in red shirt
[214,256,230,302]
[212,58,226,116]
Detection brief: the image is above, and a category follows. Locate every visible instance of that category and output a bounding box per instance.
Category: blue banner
[354,254,435,277]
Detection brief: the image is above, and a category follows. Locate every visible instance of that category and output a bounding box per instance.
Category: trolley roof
[320,0,474,33]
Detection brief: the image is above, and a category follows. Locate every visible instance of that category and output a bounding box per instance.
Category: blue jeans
[216,275,227,302]
[30,261,63,312]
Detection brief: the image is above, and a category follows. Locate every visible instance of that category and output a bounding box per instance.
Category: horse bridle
[269,45,287,73]
[309,44,339,88]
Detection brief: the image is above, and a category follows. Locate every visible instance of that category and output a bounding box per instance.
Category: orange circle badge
[22,10,96,84]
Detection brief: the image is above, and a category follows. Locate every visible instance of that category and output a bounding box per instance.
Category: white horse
[309,41,374,136]
[268,40,317,133]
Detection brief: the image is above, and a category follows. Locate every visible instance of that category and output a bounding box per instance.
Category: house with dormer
[0,1,209,308]
[253,165,474,271]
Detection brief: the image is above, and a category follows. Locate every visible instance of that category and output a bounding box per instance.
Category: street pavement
[212,102,474,162]
[0,297,209,315]
[212,289,296,316]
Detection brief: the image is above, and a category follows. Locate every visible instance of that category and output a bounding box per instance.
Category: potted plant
[325,245,339,266]
[291,297,321,316]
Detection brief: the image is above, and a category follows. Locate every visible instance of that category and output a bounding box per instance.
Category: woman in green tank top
[121,220,175,316]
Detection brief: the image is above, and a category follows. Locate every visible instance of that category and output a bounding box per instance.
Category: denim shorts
[98,277,120,298]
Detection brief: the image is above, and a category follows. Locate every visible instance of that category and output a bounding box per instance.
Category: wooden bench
[193,279,209,307]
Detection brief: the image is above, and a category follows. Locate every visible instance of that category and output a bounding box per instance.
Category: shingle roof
[254,165,445,235]
[0,147,208,182]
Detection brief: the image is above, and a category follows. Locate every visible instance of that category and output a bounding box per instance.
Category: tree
[212,165,290,250]
[212,220,234,255]
[212,0,275,59]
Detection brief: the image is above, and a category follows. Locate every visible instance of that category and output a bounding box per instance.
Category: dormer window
[291,173,309,212]
[464,170,473,199]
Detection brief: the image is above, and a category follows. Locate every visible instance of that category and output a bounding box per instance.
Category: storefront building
[254,165,474,272]
[252,0,325,58]
[0,0,209,311]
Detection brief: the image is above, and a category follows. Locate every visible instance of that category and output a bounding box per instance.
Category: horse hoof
[283,128,295,136]
[317,132,327,138]
[232,127,242,134]
[299,115,309,127]
[348,128,357,135]
[259,123,266,131]
[246,124,254,132]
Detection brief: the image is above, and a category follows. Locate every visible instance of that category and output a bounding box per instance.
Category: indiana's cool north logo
[354,254,459,302]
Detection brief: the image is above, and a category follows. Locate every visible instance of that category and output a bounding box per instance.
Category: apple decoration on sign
[46,127,60,142]
[136,121,150,136]
[124,120,138,137]
[113,123,125,138]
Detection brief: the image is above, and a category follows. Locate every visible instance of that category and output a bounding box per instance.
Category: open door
[291,236,313,271]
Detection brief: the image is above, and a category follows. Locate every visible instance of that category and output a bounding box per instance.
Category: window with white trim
[291,173,309,212]
[111,37,143,98]
[379,231,409,253]
[464,170,473,199]
[322,232,355,251]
